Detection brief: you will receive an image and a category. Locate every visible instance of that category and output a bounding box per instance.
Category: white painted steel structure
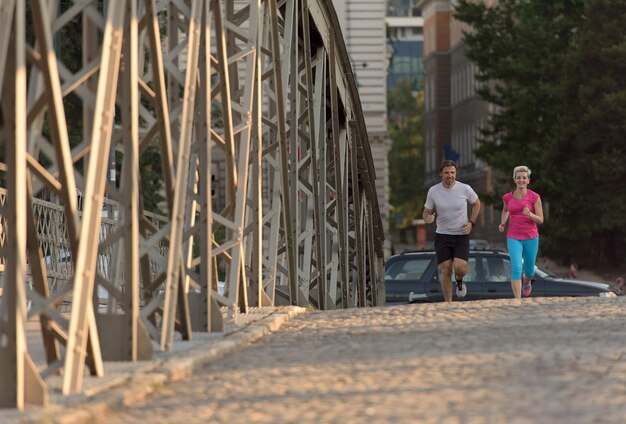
[0,0,384,409]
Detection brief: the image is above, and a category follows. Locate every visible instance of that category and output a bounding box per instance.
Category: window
[385,257,433,281]
[452,257,477,282]
[484,257,511,282]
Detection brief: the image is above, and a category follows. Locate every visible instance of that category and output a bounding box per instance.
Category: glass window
[484,257,511,282]
[452,257,477,282]
[385,257,433,281]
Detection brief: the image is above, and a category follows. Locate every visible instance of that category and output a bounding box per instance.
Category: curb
[11,306,308,424]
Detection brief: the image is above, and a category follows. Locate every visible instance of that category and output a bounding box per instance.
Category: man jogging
[423,160,481,302]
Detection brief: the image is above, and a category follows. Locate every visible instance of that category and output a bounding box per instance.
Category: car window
[452,257,477,282]
[484,257,511,282]
[385,257,432,281]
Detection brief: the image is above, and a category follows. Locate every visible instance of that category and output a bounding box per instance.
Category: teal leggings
[507,237,539,280]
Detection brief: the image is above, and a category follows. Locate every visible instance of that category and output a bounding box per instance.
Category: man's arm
[469,198,481,225]
[462,198,481,235]
[423,207,436,224]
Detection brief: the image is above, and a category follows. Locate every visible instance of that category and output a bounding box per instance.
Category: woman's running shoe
[455,278,467,298]
[522,278,534,296]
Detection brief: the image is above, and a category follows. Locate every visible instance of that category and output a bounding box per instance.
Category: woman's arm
[498,201,509,233]
[526,197,544,224]
[524,197,543,224]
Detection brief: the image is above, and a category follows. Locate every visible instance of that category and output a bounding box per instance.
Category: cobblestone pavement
[96,297,626,424]
[2,307,305,424]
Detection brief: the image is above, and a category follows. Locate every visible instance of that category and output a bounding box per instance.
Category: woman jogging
[498,165,544,298]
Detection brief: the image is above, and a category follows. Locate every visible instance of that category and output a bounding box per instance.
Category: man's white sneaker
[455,279,467,298]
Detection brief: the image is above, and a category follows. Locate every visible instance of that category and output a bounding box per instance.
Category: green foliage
[139,144,165,213]
[55,4,166,214]
[455,0,626,267]
[387,80,424,229]
[544,0,626,265]
[455,0,584,193]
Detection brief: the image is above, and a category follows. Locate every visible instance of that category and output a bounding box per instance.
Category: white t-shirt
[424,182,478,235]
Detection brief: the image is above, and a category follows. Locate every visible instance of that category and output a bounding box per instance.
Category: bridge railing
[0,189,168,305]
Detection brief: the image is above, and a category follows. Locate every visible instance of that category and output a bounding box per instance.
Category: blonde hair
[513,165,531,179]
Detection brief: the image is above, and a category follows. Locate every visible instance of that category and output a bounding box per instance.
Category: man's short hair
[439,160,457,172]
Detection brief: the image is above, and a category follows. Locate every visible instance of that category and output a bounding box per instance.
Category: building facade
[418,0,502,246]
[384,1,426,253]
[386,1,424,91]
[334,0,392,255]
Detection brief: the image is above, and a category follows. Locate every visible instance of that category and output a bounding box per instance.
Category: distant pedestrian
[615,277,624,294]
[498,165,544,298]
[423,160,481,302]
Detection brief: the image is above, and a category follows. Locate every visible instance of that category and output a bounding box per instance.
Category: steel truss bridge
[0,0,385,409]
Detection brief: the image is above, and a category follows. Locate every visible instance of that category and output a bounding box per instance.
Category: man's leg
[453,259,468,281]
[439,260,453,302]
[434,234,455,302]
[452,235,470,298]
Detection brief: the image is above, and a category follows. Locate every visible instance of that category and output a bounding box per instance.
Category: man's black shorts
[434,233,469,264]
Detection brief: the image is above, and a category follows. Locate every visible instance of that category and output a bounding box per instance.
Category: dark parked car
[385,249,620,303]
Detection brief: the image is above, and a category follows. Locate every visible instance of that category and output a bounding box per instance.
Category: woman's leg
[522,237,540,279]
[507,238,523,299]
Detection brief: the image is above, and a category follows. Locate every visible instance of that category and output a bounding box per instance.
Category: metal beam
[0,0,385,406]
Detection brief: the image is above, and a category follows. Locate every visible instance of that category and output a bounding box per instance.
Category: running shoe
[522,278,534,297]
[455,278,467,298]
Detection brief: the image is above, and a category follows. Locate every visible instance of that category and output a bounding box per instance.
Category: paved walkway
[2,306,307,424]
[4,297,626,423]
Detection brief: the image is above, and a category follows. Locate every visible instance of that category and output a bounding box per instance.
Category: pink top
[503,189,540,240]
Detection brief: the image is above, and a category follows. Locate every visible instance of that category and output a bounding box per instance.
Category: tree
[455,0,626,267]
[130,144,165,213]
[454,0,585,193]
[546,0,626,266]
[54,4,165,214]
[387,79,424,230]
